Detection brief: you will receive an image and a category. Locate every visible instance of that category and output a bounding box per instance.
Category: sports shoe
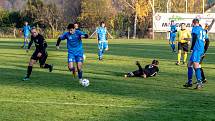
[99,57,103,61]
[79,79,83,84]
[182,61,186,65]
[175,61,180,65]
[202,79,207,83]
[183,83,193,87]
[22,76,30,81]
[194,83,203,89]
[49,64,53,72]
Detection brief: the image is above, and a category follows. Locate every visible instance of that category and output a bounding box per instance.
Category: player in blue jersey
[183,19,206,89]
[56,24,88,82]
[169,20,177,52]
[22,21,31,49]
[96,21,113,60]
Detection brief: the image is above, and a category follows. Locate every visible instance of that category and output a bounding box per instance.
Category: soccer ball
[81,79,90,87]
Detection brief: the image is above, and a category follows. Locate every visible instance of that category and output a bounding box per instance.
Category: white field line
[0,99,215,112]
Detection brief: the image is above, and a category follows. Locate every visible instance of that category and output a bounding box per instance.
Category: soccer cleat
[175,61,180,65]
[22,76,30,81]
[182,61,186,65]
[49,64,53,72]
[79,79,83,84]
[194,83,203,89]
[183,83,193,88]
[99,57,103,61]
[202,79,207,84]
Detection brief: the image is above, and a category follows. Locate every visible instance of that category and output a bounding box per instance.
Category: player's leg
[183,61,193,87]
[23,35,29,49]
[183,43,188,64]
[192,51,204,89]
[23,51,38,81]
[125,70,142,77]
[200,67,207,83]
[75,54,84,81]
[176,44,182,65]
[98,42,104,60]
[169,35,176,52]
[68,53,76,77]
[39,52,53,72]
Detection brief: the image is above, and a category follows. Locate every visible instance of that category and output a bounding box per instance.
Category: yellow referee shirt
[176,29,191,43]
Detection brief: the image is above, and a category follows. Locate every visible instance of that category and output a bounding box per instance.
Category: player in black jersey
[125,60,159,78]
[23,28,53,81]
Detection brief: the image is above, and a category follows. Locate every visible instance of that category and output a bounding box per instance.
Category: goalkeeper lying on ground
[125,60,159,78]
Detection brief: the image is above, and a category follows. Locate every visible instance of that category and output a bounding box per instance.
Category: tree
[22,0,64,37]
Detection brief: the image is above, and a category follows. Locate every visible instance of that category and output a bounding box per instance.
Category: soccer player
[95,21,113,60]
[23,28,53,81]
[169,20,177,52]
[198,19,215,83]
[124,60,159,78]
[175,23,191,65]
[22,21,31,49]
[183,19,206,89]
[56,24,88,82]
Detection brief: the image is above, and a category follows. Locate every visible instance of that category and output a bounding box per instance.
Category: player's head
[181,23,186,30]
[100,21,105,27]
[152,60,159,65]
[67,23,75,34]
[24,21,28,25]
[192,18,200,26]
[171,20,174,25]
[204,23,209,30]
[74,22,79,29]
[31,27,38,37]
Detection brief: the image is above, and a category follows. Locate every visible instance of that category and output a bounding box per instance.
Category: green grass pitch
[0,38,215,121]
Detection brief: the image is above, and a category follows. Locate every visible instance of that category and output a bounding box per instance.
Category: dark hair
[171,20,174,22]
[152,60,159,65]
[31,27,36,31]
[100,21,105,26]
[181,23,186,25]
[67,23,75,29]
[192,18,199,24]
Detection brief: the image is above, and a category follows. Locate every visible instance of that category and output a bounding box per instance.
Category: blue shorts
[169,33,176,42]
[68,52,83,63]
[98,42,108,50]
[24,34,30,39]
[189,51,204,63]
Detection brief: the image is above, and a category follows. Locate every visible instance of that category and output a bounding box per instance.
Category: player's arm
[190,33,197,51]
[79,31,89,38]
[56,33,67,49]
[107,29,113,39]
[89,29,97,38]
[39,36,47,53]
[208,19,215,31]
[204,39,210,53]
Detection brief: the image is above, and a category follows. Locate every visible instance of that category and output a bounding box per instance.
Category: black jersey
[28,34,47,53]
[143,64,159,77]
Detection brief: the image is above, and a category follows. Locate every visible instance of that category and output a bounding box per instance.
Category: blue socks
[98,50,104,59]
[195,68,202,83]
[78,70,82,79]
[171,44,175,51]
[187,67,193,84]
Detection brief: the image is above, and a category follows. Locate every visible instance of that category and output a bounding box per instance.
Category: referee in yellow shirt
[176,23,191,65]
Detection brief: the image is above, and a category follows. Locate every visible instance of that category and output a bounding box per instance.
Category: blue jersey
[59,30,86,54]
[96,27,107,42]
[191,26,206,52]
[170,25,177,34]
[23,25,31,35]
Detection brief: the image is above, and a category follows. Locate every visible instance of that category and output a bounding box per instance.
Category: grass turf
[0,38,215,121]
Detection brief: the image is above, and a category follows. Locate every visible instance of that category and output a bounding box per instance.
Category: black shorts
[31,50,48,65]
[178,42,188,52]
